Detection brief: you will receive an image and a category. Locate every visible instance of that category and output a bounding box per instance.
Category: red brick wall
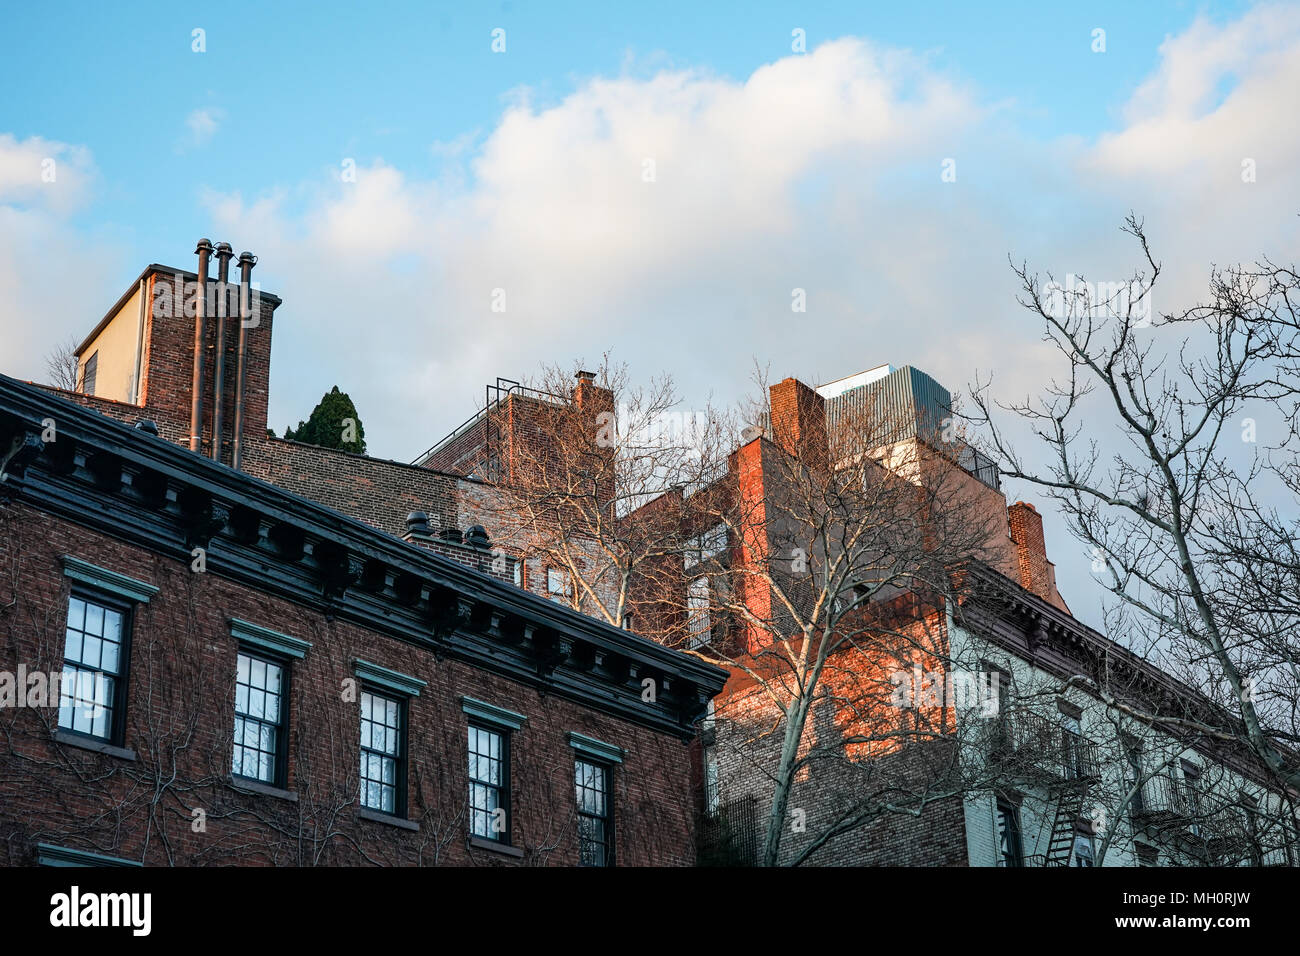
[142,272,278,462]
[713,672,968,866]
[1007,501,1067,610]
[38,270,278,460]
[0,498,698,866]
[769,377,828,469]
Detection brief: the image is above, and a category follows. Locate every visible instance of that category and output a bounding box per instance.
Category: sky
[2,0,1298,631]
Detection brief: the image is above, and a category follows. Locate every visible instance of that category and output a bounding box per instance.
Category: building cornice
[956,563,1290,790]
[0,373,726,740]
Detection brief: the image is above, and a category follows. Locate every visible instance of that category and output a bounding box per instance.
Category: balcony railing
[1132,774,1198,822]
[984,712,1101,784]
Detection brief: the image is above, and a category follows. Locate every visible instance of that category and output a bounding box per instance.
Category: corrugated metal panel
[822,366,1000,489]
[824,365,953,444]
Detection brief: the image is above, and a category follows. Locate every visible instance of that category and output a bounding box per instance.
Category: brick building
[11,240,1294,868]
[0,242,726,867]
[630,365,1299,867]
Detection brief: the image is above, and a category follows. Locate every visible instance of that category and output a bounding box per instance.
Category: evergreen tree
[283,386,366,454]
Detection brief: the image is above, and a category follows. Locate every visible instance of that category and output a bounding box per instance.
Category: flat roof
[815,364,893,400]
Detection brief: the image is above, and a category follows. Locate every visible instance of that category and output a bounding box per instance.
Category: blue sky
[2,1,1298,632]
[0,0,1256,245]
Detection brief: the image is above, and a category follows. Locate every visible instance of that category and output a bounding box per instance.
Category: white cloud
[0,135,118,378]
[181,108,225,150]
[1090,5,1300,183]
[4,11,1297,633]
[0,133,94,212]
[198,18,1300,632]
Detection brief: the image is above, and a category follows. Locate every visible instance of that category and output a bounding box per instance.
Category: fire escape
[987,711,1102,866]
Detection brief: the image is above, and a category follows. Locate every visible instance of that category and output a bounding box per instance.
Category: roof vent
[405,511,430,535]
[465,525,490,548]
[134,419,159,436]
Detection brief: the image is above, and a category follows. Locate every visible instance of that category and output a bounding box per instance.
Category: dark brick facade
[0,499,700,866]
[0,347,728,868]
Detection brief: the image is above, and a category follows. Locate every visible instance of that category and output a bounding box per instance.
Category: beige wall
[78,286,143,403]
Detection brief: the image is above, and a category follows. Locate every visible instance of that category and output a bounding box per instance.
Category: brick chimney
[1008,501,1061,606]
[572,369,617,508]
[769,377,828,468]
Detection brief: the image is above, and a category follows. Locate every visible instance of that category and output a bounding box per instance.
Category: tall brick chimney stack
[769,377,828,468]
[573,369,616,508]
[573,370,611,415]
[1008,501,1062,606]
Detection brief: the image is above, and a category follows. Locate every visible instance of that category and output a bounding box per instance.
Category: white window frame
[547,567,573,602]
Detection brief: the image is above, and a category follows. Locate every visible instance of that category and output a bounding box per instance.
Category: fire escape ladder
[1043,786,1084,866]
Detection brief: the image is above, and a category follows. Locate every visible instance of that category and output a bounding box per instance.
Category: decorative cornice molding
[35,843,142,867]
[61,555,159,604]
[461,696,527,730]
[957,563,1285,789]
[0,374,726,740]
[231,618,312,660]
[354,659,426,698]
[567,731,626,765]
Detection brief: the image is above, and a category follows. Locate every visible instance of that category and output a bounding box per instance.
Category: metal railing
[1133,774,1198,820]
[412,378,565,468]
[985,712,1101,783]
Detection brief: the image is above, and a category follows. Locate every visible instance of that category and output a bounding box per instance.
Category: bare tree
[969,213,1300,795]
[44,336,80,392]
[662,380,1008,866]
[474,357,726,630]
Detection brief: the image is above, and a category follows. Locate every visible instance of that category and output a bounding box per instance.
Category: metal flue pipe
[190,239,213,453]
[232,251,257,471]
[211,242,234,461]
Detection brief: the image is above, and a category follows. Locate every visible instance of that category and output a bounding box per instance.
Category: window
[1072,832,1095,867]
[684,523,727,570]
[546,567,572,603]
[980,661,1013,711]
[79,351,98,395]
[981,662,1013,742]
[1243,796,1264,867]
[1059,704,1085,779]
[512,558,524,589]
[232,651,287,786]
[360,690,405,815]
[622,613,633,631]
[997,800,1023,867]
[59,593,130,742]
[575,759,613,866]
[468,724,509,842]
[687,576,711,647]
[1136,843,1159,867]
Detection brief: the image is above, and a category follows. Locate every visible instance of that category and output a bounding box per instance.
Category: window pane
[60,595,125,742]
[468,725,508,840]
[233,652,285,784]
[360,690,404,813]
[575,758,612,866]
